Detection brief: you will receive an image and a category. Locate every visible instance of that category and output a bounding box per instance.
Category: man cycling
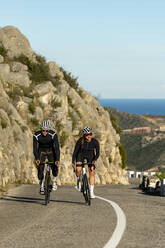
[72,126,100,198]
[33,120,60,194]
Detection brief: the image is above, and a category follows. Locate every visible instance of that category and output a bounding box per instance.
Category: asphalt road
[0,184,165,248]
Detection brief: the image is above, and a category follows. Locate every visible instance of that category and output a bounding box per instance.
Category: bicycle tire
[45,172,51,205]
[82,174,91,206]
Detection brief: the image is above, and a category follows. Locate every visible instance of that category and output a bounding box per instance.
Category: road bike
[75,162,91,206]
[43,161,54,205]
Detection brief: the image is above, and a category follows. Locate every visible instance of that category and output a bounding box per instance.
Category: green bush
[67,96,81,118]
[14,54,53,84]
[78,88,85,98]
[118,143,127,169]
[68,111,77,130]
[0,43,8,59]
[21,125,28,132]
[7,86,23,102]
[21,86,33,98]
[35,54,46,64]
[55,120,64,133]
[67,96,74,108]
[110,113,122,134]
[50,98,61,108]
[51,75,61,87]
[1,119,8,129]
[60,67,78,90]
[30,117,39,128]
[0,186,6,192]
[60,131,68,148]
[157,172,165,180]
[28,102,36,114]
[109,156,112,163]
[75,108,82,118]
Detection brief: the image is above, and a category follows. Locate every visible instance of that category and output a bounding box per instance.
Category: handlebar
[73,162,96,173]
[40,162,54,165]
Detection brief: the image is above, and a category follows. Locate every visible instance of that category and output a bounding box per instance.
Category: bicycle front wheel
[44,172,51,205]
[82,174,91,206]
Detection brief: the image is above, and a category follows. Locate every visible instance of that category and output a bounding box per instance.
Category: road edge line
[96,195,126,248]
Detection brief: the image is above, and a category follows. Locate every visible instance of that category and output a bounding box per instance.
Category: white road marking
[96,195,126,248]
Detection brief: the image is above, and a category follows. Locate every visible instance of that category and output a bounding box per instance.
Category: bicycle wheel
[44,172,51,205]
[82,174,91,206]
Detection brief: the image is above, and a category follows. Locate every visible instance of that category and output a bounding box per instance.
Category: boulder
[10,61,28,72]
[0,26,35,60]
[48,61,63,79]
[0,64,30,87]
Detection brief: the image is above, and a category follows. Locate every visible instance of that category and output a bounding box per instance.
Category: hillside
[105,107,158,129]
[0,26,128,187]
[105,107,165,171]
[120,134,165,171]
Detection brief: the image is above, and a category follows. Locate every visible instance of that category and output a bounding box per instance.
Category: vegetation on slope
[105,107,157,129]
[121,133,165,171]
[105,106,165,171]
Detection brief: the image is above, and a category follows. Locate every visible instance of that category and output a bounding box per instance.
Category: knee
[76,164,82,177]
[76,170,81,177]
[90,169,95,176]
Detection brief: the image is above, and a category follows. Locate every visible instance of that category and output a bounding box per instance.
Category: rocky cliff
[0,26,128,187]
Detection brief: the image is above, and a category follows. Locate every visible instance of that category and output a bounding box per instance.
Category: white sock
[90,185,94,192]
[40,180,44,188]
[52,177,57,183]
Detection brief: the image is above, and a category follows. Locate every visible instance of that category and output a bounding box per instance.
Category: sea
[98,99,165,115]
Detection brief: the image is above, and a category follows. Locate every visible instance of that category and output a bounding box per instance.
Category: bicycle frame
[43,161,53,205]
[80,162,92,206]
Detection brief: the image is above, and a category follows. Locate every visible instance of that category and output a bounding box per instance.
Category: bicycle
[75,162,92,206]
[43,161,54,205]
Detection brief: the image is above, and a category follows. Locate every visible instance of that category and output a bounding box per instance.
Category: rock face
[0,26,34,60]
[0,26,128,187]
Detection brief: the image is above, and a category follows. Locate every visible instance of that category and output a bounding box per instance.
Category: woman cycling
[72,126,100,198]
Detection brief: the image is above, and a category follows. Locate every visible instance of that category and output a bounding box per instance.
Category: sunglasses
[85,133,92,136]
[42,130,48,132]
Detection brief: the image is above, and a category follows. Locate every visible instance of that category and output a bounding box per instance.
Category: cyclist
[33,120,60,194]
[72,126,100,198]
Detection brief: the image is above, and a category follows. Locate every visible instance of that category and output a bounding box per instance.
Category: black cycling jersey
[33,130,60,161]
[72,137,100,163]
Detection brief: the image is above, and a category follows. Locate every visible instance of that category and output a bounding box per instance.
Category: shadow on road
[50,199,85,205]
[1,196,85,206]
[130,186,140,190]
[1,196,43,204]
[138,191,161,197]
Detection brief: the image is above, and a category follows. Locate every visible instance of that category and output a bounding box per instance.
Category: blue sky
[1,0,165,98]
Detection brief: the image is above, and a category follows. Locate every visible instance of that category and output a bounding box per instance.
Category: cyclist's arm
[93,139,100,161]
[72,138,81,164]
[53,133,60,161]
[33,135,39,160]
